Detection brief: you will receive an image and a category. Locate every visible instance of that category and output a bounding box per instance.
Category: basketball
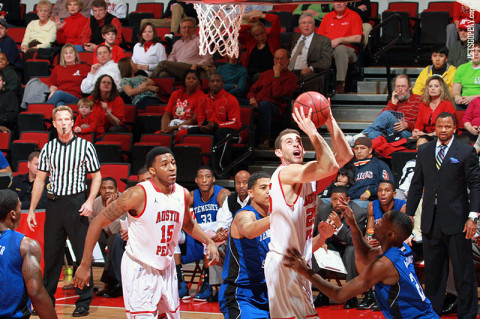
[293,91,330,128]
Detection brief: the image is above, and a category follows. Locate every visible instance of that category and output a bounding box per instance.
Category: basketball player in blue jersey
[219,171,271,318]
[284,206,439,319]
[0,190,57,319]
[187,166,230,301]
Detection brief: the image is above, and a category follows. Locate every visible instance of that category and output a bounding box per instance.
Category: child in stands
[73,98,103,139]
[92,24,125,64]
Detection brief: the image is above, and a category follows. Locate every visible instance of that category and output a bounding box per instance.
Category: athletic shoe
[357,289,376,310]
[343,297,358,309]
[178,282,190,299]
[193,282,212,301]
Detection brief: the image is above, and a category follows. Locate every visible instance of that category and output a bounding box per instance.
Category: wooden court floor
[49,267,478,318]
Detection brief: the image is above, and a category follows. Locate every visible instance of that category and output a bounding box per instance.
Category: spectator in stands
[449,19,472,67]
[0,52,20,97]
[47,44,90,107]
[81,0,122,52]
[354,74,421,141]
[81,44,122,94]
[92,24,125,64]
[160,69,205,142]
[0,150,10,172]
[348,136,394,210]
[292,4,332,26]
[452,42,480,109]
[188,73,242,173]
[319,166,355,199]
[55,0,89,51]
[216,53,248,99]
[0,70,18,132]
[238,11,280,81]
[73,98,102,138]
[97,0,126,19]
[318,2,363,94]
[20,0,56,60]
[0,0,21,27]
[118,57,161,110]
[462,97,480,142]
[0,19,21,70]
[315,185,367,309]
[131,22,167,77]
[52,0,92,19]
[446,2,479,49]
[288,13,332,93]
[89,177,123,298]
[151,17,213,80]
[246,48,297,149]
[9,152,47,210]
[347,0,372,47]
[412,47,457,96]
[89,74,127,134]
[412,76,456,139]
[141,0,197,35]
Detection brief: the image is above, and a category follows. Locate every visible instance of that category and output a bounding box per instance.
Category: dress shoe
[103,283,123,298]
[72,305,89,317]
[441,294,457,315]
[343,297,358,309]
[96,284,113,297]
[357,289,376,310]
[314,292,330,307]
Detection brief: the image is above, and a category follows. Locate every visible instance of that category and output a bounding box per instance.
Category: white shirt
[81,60,122,94]
[291,32,314,71]
[132,43,167,77]
[216,194,250,230]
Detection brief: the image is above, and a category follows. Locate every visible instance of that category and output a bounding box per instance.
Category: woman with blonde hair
[21,0,56,59]
[412,76,456,138]
[46,44,90,106]
[55,0,88,50]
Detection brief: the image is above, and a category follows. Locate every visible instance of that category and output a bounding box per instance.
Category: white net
[194,3,246,58]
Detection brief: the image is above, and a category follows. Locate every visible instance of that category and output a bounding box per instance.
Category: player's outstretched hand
[283,248,312,277]
[292,105,317,137]
[72,263,91,289]
[318,221,335,239]
[206,241,220,266]
[337,197,357,228]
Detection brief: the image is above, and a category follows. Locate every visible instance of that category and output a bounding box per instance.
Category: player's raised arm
[280,107,339,185]
[21,237,58,319]
[182,190,220,266]
[73,186,145,289]
[236,210,270,239]
[324,102,353,168]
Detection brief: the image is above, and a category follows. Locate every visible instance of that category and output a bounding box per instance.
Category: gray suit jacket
[289,32,333,72]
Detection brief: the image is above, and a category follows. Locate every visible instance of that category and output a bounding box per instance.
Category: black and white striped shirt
[38,136,101,196]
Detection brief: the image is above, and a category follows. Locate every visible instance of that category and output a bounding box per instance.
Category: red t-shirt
[198,89,241,129]
[318,8,363,51]
[415,100,456,133]
[74,112,103,137]
[50,63,91,98]
[57,12,89,45]
[90,95,125,133]
[165,87,205,121]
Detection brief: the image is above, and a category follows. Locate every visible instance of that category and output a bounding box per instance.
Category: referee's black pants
[43,193,94,308]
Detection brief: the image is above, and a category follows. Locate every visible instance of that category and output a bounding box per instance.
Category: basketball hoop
[194,3,246,57]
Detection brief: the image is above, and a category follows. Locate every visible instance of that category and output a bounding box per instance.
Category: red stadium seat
[178,135,213,165]
[100,163,131,192]
[136,2,164,19]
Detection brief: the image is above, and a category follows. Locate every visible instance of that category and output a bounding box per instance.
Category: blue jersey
[375,243,439,319]
[0,229,31,318]
[193,185,224,226]
[372,199,406,222]
[219,205,270,319]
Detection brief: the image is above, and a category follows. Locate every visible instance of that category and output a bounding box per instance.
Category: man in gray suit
[314,185,367,309]
[288,14,332,93]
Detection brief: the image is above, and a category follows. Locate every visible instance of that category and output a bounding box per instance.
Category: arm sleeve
[309,36,333,72]
[112,18,123,46]
[412,68,428,96]
[218,96,241,129]
[414,103,426,131]
[85,142,101,173]
[265,13,281,53]
[80,22,91,45]
[81,73,96,94]
[149,44,167,71]
[228,68,248,97]
[21,23,33,47]
[271,73,297,98]
[463,101,475,124]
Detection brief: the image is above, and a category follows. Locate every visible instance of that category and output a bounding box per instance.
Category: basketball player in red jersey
[265,107,353,318]
[73,147,219,318]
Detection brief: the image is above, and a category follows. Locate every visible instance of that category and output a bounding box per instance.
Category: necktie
[436,144,446,170]
[288,37,305,71]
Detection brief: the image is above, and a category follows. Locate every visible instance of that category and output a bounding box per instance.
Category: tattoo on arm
[218,190,230,207]
[101,187,136,221]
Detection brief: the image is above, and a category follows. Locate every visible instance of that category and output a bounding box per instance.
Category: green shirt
[121,76,158,106]
[293,4,332,21]
[453,62,480,96]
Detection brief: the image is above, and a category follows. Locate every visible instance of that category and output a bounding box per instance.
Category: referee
[27,105,102,317]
